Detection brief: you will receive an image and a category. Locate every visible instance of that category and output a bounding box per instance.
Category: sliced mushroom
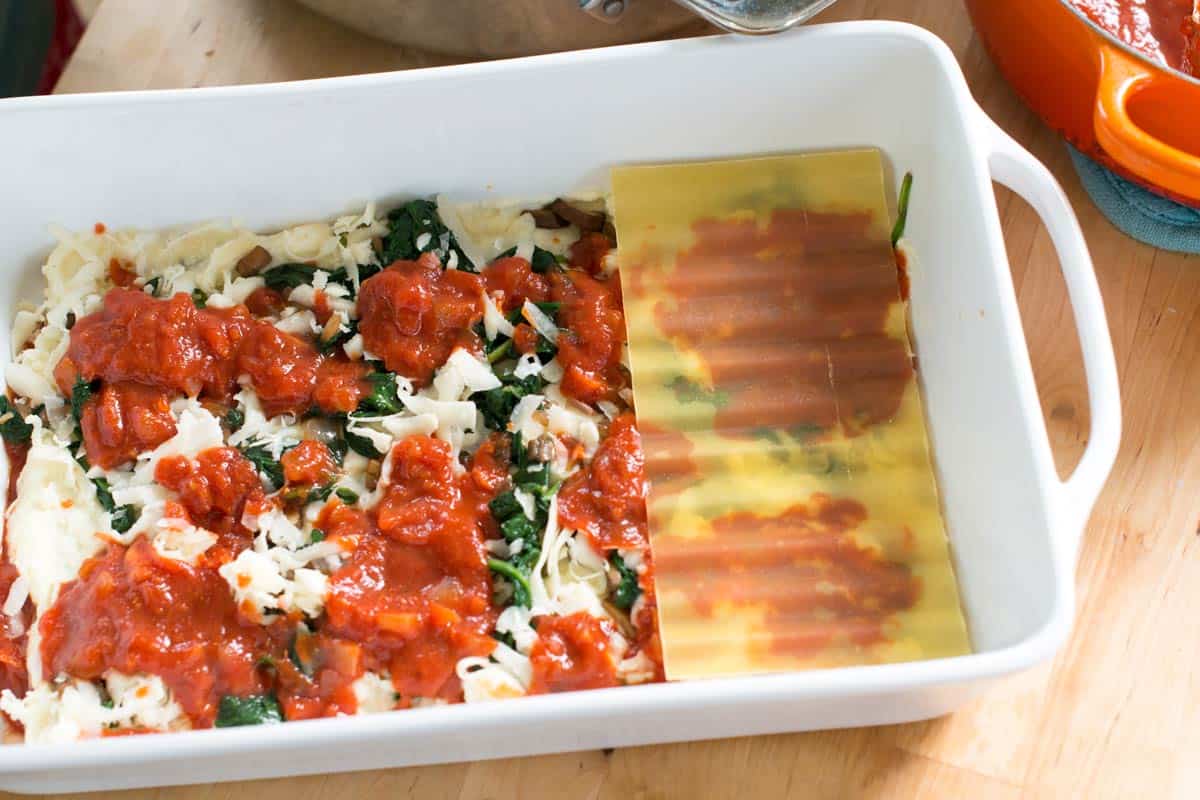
[602,600,637,639]
[365,458,382,490]
[525,434,558,464]
[549,199,606,233]
[527,207,567,229]
[235,245,272,277]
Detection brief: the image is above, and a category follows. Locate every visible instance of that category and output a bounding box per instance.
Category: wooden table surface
[22,0,1198,798]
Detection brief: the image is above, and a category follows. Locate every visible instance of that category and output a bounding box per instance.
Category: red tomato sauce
[357,253,484,386]
[528,612,620,694]
[39,538,287,728]
[280,440,338,486]
[1068,0,1199,76]
[312,358,371,415]
[482,256,549,311]
[57,288,370,445]
[655,211,911,440]
[567,232,612,276]
[652,495,921,660]
[4,440,29,507]
[0,560,31,704]
[511,324,540,355]
[81,382,177,469]
[154,447,265,545]
[322,437,498,704]
[274,631,365,720]
[557,413,648,551]
[550,270,628,405]
[55,289,253,400]
[244,286,287,317]
[106,258,137,288]
[630,551,665,681]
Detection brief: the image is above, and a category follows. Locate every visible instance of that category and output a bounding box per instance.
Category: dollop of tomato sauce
[652,495,921,659]
[557,413,648,551]
[154,447,265,546]
[467,432,511,517]
[274,631,365,720]
[39,538,285,728]
[55,289,252,399]
[312,358,371,415]
[482,256,549,311]
[550,269,628,405]
[567,232,611,276]
[280,440,338,486]
[528,612,620,694]
[4,440,29,507]
[244,286,287,317]
[630,551,665,681]
[511,323,540,355]
[357,253,484,386]
[0,560,30,704]
[57,287,369,431]
[80,382,177,469]
[234,323,320,417]
[655,211,911,440]
[322,436,498,703]
[106,258,137,288]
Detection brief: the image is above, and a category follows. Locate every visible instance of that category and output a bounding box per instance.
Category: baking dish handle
[978,115,1121,559]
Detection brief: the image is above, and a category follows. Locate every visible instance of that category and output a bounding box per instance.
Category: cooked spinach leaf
[317,319,358,356]
[0,397,32,445]
[238,440,288,491]
[487,558,533,608]
[224,407,245,432]
[610,553,641,611]
[472,373,545,431]
[530,247,558,274]
[191,288,208,309]
[344,429,383,459]
[380,199,475,272]
[492,246,558,275]
[485,453,557,610]
[891,171,914,247]
[488,490,522,521]
[306,482,335,505]
[109,504,139,534]
[214,694,283,727]
[262,263,317,293]
[69,376,98,428]
[355,371,405,415]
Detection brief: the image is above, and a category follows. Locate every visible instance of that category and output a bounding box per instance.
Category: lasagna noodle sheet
[611,150,971,679]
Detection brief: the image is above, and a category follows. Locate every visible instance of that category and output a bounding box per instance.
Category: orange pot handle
[1093,44,1200,199]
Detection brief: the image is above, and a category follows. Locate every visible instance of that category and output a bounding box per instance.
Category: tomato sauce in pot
[1068,0,1199,76]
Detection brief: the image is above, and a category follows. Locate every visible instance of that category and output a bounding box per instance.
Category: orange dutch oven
[966,0,1200,207]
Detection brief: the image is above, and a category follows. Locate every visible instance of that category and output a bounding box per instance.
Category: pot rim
[1058,0,1200,87]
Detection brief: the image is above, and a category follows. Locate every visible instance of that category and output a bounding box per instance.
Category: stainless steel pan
[294,0,839,57]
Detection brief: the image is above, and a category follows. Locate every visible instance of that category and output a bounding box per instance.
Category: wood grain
[25,0,1199,797]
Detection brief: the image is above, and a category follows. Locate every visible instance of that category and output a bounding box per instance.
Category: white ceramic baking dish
[0,21,1120,793]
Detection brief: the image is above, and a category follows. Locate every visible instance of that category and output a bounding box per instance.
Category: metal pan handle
[671,0,841,34]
